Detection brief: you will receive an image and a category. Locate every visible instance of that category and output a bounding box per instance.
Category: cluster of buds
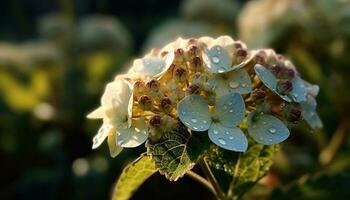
[87,36,322,157]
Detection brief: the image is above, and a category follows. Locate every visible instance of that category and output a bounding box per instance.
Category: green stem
[186,171,216,195]
[199,158,226,200]
[227,153,241,199]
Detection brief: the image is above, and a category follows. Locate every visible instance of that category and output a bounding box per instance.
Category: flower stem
[319,117,349,166]
[199,158,226,200]
[186,171,216,195]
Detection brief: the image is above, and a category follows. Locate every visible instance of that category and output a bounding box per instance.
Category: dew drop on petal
[218,138,226,145]
[191,118,198,123]
[229,81,239,89]
[241,83,247,87]
[229,136,234,140]
[213,129,219,134]
[269,127,276,133]
[218,67,225,73]
[203,120,208,124]
[212,56,220,63]
[229,109,233,113]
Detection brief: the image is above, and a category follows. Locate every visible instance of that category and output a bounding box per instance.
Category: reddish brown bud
[159,97,173,113]
[189,56,203,69]
[186,84,201,95]
[277,80,293,94]
[150,115,162,128]
[147,79,160,91]
[138,95,153,110]
[283,105,301,122]
[251,89,266,104]
[173,66,187,82]
[235,49,248,63]
[188,45,199,56]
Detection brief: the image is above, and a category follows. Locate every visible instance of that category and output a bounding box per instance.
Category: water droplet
[259,137,264,141]
[218,67,225,73]
[269,127,276,133]
[193,126,198,130]
[268,139,273,142]
[218,138,226,145]
[203,120,208,124]
[229,109,233,113]
[229,81,239,89]
[225,131,229,134]
[241,83,247,87]
[191,118,198,123]
[229,136,234,140]
[213,130,219,134]
[212,56,220,63]
[223,106,228,110]
[200,125,204,129]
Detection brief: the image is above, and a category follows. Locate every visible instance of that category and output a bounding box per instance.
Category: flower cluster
[87,36,322,157]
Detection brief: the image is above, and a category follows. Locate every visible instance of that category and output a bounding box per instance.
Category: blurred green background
[1,0,350,199]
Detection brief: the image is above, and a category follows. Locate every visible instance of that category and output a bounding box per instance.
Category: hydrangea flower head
[87,36,322,157]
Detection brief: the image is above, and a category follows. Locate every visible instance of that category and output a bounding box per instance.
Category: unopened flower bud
[191,72,208,86]
[138,95,153,110]
[174,48,185,62]
[147,79,160,91]
[186,84,201,95]
[159,97,173,113]
[173,66,187,82]
[280,68,295,79]
[277,80,293,94]
[235,49,248,63]
[283,105,301,122]
[134,80,146,97]
[188,45,199,56]
[251,89,266,104]
[254,50,267,64]
[269,64,283,77]
[150,115,162,128]
[189,56,203,70]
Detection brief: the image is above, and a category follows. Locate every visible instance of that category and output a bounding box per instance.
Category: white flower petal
[128,52,174,79]
[254,64,292,102]
[208,68,252,97]
[177,94,212,131]
[107,131,123,157]
[208,123,248,152]
[247,113,290,145]
[216,92,245,127]
[100,79,133,128]
[301,95,323,129]
[87,107,104,119]
[116,118,149,148]
[92,123,113,149]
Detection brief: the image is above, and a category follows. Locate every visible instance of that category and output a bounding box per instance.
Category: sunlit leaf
[112,154,157,200]
[146,124,211,181]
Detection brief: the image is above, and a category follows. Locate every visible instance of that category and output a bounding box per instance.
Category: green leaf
[112,154,157,200]
[146,124,211,181]
[232,142,279,198]
[268,173,350,200]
